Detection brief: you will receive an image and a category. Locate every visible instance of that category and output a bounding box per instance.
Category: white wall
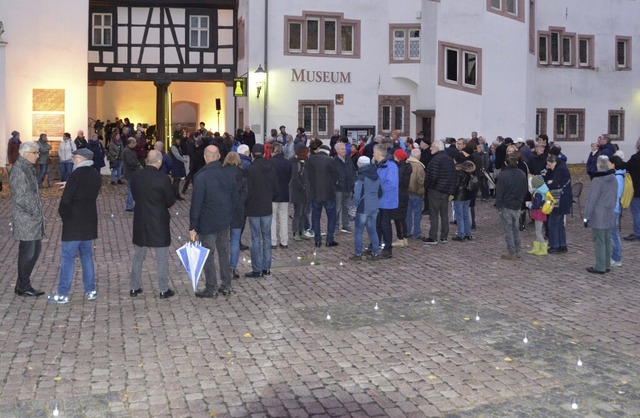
[0,0,88,160]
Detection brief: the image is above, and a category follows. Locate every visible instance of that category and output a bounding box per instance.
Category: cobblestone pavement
[0,179,639,417]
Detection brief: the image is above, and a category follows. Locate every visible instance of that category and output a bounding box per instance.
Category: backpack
[619,172,634,209]
[541,191,555,215]
[466,174,479,192]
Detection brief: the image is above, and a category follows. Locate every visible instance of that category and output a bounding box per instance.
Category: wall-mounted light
[254,65,266,99]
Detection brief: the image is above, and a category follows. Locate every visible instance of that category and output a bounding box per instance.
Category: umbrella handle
[189,230,197,242]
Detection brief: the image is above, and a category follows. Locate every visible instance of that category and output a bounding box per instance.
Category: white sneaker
[610,260,622,267]
[48,294,69,304]
[303,229,315,238]
[85,291,97,301]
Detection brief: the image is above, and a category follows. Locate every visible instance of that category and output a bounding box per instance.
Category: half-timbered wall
[88,3,236,81]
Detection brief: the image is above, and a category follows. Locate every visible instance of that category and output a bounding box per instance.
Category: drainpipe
[263,0,268,141]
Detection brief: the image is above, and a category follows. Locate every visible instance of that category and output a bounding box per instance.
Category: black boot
[519,211,526,231]
[172,178,184,200]
[470,207,476,230]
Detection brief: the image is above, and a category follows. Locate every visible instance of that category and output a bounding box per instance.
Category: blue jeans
[611,213,621,262]
[229,228,241,269]
[311,200,337,244]
[57,240,95,297]
[38,164,49,187]
[547,212,567,249]
[499,208,522,255]
[60,161,73,182]
[110,160,123,182]
[630,197,640,237]
[126,181,134,210]
[248,216,272,272]
[406,194,423,237]
[453,200,471,238]
[354,211,379,256]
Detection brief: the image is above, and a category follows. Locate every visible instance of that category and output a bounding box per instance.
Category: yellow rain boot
[527,241,540,255]
[537,242,548,256]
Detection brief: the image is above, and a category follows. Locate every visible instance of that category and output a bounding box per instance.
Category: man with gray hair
[334,141,356,234]
[128,150,177,299]
[270,142,292,248]
[422,139,458,244]
[48,148,102,304]
[10,142,46,297]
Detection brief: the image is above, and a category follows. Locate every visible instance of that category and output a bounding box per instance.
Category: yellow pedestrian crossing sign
[233,77,247,97]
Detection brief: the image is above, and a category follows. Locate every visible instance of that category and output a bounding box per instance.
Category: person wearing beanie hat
[48,138,102,304]
[349,152,381,261]
[252,143,265,157]
[526,175,550,256]
[390,148,412,247]
[306,140,339,247]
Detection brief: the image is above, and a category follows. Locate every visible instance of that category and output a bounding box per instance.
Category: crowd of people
[6,123,640,301]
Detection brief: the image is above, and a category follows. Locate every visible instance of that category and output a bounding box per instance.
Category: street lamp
[254,65,266,99]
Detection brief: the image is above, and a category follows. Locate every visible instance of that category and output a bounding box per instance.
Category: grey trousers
[335,191,351,231]
[592,228,612,272]
[200,229,231,292]
[130,245,169,293]
[499,208,522,255]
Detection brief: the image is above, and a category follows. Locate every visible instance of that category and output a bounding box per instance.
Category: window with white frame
[608,110,625,140]
[378,96,410,134]
[554,108,584,141]
[539,28,593,69]
[286,12,360,58]
[298,101,334,139]
[92,13,112,47]
[536,108,547,136]
[486,0,524,21]
[190,15,209,48]
[390,25,420,62]
[616,36,631,70]
[438,41,482,95]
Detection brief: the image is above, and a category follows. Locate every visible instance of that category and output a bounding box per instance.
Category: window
[438,41,482,95]
[578,35,594,67]
[486,0,524,21]
[190,15,209,48]
[608,110,625,140]
[539,28,592,69]
[92,13,112,47]
[285,12,360,58]
[616,36,632,70]
[378,96,410,134]
[553,108,585,141]
[298,100,334,138]
[390,25,420,62]
[536,108,547,136]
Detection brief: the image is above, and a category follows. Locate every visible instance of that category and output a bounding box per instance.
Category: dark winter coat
[228,166,247,229]
[59,166,102,241]
[626,151,640,198]
[244,158,278,217]
[9,156,45,241]
[190,160,237,235]
[335,155,356,193]
[306,152,338,201]
[170,145,186,178]
[130,165,175,247]
[545,160,573,215]
[270,153,292,202]
[289,158,309,204]
[87,140,106,170]
[495,165,528,211]
[391,160,412,219]
[123,146,141,180]
[426,151,458,195]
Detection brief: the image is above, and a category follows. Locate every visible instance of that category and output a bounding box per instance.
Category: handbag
[548,179,570,209]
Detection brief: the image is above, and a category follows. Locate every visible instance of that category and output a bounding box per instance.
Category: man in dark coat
[306,145,339,247]
[242,125,256,152]
[334,142,356,234]
[190,145,238,296]
[129,150,177,299]
[422,139,458,244]
[244,144,278,277]
[495,154,528,260]
[123,137,141,211]
[48,148,102,304]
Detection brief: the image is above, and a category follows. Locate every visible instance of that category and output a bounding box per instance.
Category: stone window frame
[608,109,625,141]
[553,108,585,142]
[284,11,361,58]
[389,24,421,63]
[486,0,525,23]
[615,35,632,70]
[298,100,334,139]
[378,95,410,135]
[438,41,483,95]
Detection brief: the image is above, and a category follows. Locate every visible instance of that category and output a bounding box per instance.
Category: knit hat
[72,148,94,160]
[318,145,331,155]
[531,175,545,189]
[357,156,370,168]
[252,143,264,157]
[237,144,249,155]
[393,149,408,161]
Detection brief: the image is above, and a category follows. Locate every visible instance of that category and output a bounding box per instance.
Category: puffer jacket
[351,163,381,216]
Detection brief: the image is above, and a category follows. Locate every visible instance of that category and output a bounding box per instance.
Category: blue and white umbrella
[176,241,210,292]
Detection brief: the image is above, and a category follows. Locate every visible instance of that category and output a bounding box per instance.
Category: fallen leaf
[532,320,540,326]
[503,357,512,362]
[244,333,252,338]
[495,366,501,370]
[138,363,144,368]
[427,374,437,380]
[463,317,470,321]
[210,412,217,417]
[54,376,62,381]
[132,326,139,330]
[405,352,411,356]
